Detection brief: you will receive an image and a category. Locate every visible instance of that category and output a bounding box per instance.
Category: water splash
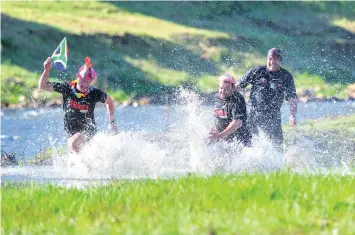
[2,90,354,185]
[49,89,286,180]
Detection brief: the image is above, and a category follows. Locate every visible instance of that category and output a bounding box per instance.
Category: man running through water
[39,57,118,153]
[236,48,297,152]
[209,74,252,147]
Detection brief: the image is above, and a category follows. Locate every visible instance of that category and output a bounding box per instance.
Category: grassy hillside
[1,1,355,105]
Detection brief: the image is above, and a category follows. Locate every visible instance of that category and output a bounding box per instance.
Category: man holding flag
[39,44,118,152]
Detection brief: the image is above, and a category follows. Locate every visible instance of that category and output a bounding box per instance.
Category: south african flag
[51,37,68,71]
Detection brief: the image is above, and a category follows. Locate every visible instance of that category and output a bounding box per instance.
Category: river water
[1,91,355,186]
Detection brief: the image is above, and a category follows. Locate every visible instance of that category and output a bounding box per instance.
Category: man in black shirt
[236,48,297,152]
[209,74,251,147]
[39,57,118,153]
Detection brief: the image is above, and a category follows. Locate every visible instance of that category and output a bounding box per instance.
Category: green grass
[1,63,38,104]
[294,72,349,99]
[1,1,355,105]
[2,173,355,234]
[0,62,61,105]
[285,114,355,132]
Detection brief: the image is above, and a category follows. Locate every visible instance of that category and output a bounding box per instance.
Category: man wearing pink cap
[237,48,297,152]
[39,57,118,153]
[209,74,251,146]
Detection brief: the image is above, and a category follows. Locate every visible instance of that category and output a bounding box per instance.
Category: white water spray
[50,89,288,180]
[2,90,354,184]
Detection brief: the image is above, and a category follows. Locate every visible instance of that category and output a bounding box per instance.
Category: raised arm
[39,57,54,91]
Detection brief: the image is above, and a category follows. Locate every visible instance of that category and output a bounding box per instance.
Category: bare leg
[68,133,86,153]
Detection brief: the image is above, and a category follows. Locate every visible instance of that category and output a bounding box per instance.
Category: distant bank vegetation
[1,1,355,107]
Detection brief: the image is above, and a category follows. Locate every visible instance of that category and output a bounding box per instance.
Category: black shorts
[64,118,97,139]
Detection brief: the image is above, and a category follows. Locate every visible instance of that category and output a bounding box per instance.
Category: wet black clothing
[214,92,251,146]
[239,66,297,151]
[53,82,107,137]
[240,66,297,113]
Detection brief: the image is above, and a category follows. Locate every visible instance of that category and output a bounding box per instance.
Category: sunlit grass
[294,72,348,99]
[2,173,354,234]
[125,57,189,86]
[1,63,41,104]
[196,75,220,93]
[332,18,355,33]
[1,1,228,41]
[284,113,355,132]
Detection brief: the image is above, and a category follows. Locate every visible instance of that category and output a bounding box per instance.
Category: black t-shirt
[214,92,251,143]
[53,82,107,136]
[239,66,297,113]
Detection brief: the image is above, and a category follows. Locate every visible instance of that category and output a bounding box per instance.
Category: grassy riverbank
[284,114,355,167]
[2,1,355,106]
[2,173,354,234]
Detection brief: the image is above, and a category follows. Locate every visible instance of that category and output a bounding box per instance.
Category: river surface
[2,100,355,157]
[1,95,355,186]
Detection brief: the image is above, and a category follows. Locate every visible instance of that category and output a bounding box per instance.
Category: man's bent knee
[68,133,86,153]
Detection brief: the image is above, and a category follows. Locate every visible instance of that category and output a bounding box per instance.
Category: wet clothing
[248,110,283,151]
[53,81,107,137]
[239,66,297,151]
[214,91,252,146]
[240,66,297,113]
